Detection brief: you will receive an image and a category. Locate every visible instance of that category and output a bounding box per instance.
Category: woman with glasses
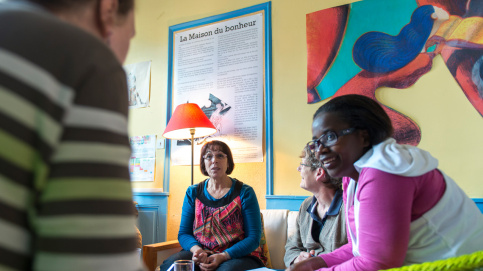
[287,94,483,271]
[284,146,347,267]
[159,140,268,271]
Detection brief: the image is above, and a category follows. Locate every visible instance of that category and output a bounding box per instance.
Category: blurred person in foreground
[284,146,347,267]
[0,0,142,270]
[159,140,269,271]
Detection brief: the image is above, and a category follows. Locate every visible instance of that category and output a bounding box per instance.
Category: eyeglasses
[307,128,356,154]
[203,153,227,161]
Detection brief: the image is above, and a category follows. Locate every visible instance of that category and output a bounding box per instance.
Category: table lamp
[163,103,217,185]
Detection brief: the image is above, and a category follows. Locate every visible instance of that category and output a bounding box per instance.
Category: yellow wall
[127,0,483,241]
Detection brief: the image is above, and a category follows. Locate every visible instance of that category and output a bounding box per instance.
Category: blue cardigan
[178,178,262,259]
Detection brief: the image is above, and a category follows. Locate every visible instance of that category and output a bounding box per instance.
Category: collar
[307,189,343,222]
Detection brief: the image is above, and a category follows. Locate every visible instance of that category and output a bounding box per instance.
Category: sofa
[142,209,299,271]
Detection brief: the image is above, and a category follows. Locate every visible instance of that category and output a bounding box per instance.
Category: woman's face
[297,158,318,192]
[312,112,369,180]
[109,10,136,63]
[203,146,229,179]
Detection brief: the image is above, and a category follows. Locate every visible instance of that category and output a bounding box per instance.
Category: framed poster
[164,2,272,191]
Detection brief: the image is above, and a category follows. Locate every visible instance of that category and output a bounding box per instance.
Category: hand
[293,251,312,264]
[199,253,227,271]
[191,246,209,265]
[286,256,327,271]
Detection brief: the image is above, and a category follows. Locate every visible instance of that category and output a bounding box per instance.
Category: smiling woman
[158,140,270,271]
[287,94,483,271]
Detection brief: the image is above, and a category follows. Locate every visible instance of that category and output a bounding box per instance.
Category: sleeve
[319,243,354,268]
[284,202,307,267]
[33,67,145,270]
[320,169,415,270]
[178,186,201,250]
[0,14,144,270]
[224,185,262,259]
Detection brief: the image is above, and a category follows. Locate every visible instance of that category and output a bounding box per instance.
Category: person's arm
[318,243,353,268]
[284,202,308,266]
[224,185,262,259]
[321,169,415,270]
[286,256,328,271]
[178,186,202,251]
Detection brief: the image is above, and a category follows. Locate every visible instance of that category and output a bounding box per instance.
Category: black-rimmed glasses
[307,128,356,154]
[203,153,227,161]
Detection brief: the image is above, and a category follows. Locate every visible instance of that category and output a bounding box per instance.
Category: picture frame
[163,2,273,193]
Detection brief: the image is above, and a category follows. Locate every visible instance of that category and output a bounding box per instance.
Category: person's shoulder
[2,3,101,46]
[44,15,118,67]
[0,3,119,71]
[187,183,201,193]
[302,195,313,205]
[359,167,420,188]
[232,179,256,199]
[361,168,401,179]
[183,184,201,203]
[238,180,254,193]
[189,179,210,193]
[299,196,313,211]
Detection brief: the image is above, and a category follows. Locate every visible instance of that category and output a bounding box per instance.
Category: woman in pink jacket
[288,94,483,271]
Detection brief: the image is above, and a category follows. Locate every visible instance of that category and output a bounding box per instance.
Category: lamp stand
[190,128,195,186]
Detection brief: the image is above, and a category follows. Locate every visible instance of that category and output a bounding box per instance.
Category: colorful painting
[307,0,483,146]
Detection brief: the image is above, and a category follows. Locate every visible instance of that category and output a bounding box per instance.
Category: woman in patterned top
[159,140,268,271]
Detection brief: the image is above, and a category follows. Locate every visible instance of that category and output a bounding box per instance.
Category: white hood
[354,138,438,177]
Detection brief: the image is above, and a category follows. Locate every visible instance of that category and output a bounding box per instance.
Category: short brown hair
[199,140,235,176]
[117,0,135,16]
[300,145,321,171]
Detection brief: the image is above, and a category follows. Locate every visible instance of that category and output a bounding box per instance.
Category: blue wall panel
[265,195,308,211]
[133,192,169,245]
[266,195,483,213]
[474,198,483,213]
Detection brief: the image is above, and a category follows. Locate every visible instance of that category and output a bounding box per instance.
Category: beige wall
[126,0,483,241]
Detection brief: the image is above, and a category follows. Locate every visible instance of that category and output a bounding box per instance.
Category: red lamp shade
[162,103,216,139]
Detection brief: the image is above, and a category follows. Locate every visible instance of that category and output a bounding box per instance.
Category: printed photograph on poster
[175,93,233,147]
[129,134,156,182]
[167,6,269,166]
[124,60,151,109]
